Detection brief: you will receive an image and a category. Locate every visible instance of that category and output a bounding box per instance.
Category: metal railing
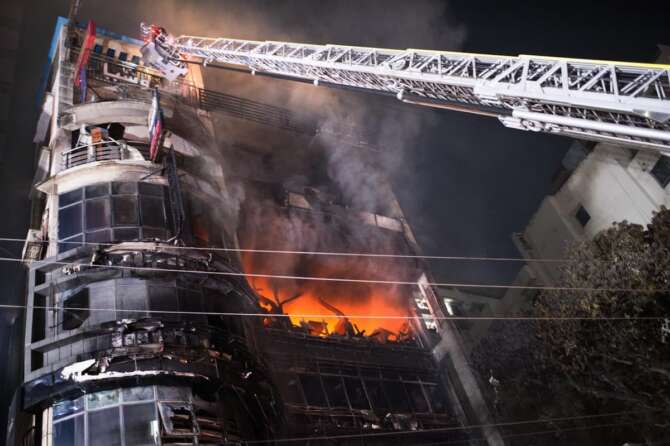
[60,138,151,170]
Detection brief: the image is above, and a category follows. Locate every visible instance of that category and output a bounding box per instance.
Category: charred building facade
[8,19,502,445]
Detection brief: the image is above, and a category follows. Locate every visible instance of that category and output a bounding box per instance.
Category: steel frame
[173,36,670,152]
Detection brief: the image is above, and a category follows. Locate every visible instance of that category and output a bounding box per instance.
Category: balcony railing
[60,139,151,171]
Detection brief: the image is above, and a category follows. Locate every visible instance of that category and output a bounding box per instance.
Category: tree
[471,208,670,445]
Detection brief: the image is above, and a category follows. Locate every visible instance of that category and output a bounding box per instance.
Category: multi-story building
[456,46,670,347]
[8,18,502,446]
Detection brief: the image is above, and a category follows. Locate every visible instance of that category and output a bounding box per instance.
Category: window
[342,378,368,409]
[58,183,170,252]
[106,48,116,58]
[118,52,128,62]
[85,198,111,230]
[140,196,165,228]
[299,375,327,407]
[323,376,348,408]
[53,415,85,446]
[62,288,89,331]
[112,195,139,225]
[52,387,170,446]
[131,55,141,65]
[123,403,158,445]
[59,203,82,238]
[364,380,389,410]
[651,156,670,188]
[88,407,121,446]
[405,383,429,413]
[575,205,591,227]
[93,44,103,54]
[383,381,410,411]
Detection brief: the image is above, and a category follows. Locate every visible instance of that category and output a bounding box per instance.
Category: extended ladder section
[171,36,670,152]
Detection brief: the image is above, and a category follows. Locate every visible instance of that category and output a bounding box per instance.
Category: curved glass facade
[58,182,172,252]
[52,385,225,446]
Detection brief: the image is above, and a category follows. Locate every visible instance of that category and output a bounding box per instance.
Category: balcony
[60,138,151,171]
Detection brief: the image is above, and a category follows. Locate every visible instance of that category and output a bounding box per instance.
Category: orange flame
[238,203,418,341]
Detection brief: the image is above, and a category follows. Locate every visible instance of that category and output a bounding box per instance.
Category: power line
[416,420,646,446]
[0,303,665,321]
[0,236,573,263]
[240,410,656,444]
[0,256,666,294]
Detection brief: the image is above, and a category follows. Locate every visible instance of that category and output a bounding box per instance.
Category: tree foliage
[471,208,670,444]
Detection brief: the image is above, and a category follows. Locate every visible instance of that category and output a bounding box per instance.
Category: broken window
[61,288,89,331]
[364,380,389,411]
[405,383,429,413]
[425,383,448,414]
[158,402,199,438]
[344,378,370,410]
[322,376,348,408]
[383,381,410,412]
[299,375,327,407]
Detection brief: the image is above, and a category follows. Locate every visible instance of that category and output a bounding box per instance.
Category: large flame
[239,205,417,340]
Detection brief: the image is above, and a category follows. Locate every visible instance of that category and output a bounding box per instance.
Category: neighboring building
[8,18,502,446]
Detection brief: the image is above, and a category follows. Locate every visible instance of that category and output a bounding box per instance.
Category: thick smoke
[82,0,465,217]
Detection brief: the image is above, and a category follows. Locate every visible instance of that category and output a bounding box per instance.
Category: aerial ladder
[140,25,670,153]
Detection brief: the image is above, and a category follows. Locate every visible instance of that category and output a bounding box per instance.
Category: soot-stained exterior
[8,19,503,445]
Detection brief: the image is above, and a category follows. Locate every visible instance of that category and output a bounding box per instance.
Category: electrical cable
[0,236,573,263]
[0,303,665,321]
[239,410,658,444]
[0,255,667,294]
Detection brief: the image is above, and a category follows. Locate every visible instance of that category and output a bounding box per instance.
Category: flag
[148,88,163,161]
[74,20,96,88]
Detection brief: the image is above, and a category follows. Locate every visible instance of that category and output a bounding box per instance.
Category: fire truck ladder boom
[171,35,670,153]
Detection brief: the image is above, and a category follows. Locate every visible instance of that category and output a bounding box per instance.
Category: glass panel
[322,376,348,408]
[344,378,369,409]
[59,235,82,253]
[140,196,165,228]
[59,188,82,207]
[86,229,112,244]
[85,183,109,198]
[53,397,84,420]
[114,227,140,242]
[53,415,84,446]
[139,182,163,197]
[87,389,120,410]
[156,386,190,402]
[58,203,82,239]
[112,195,139,225]
[123,403,158,445]
[112,182,137,195]
[88,407,121,446]
[299,375,327,407]
[85,198,111,230]
[405,383,429,413]
[62,289,89,331]
[122,386,154,402]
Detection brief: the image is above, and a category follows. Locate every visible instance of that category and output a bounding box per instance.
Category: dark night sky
[0,0,667,436]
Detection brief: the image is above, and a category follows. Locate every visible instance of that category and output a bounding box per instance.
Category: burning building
[8,17,502,445]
